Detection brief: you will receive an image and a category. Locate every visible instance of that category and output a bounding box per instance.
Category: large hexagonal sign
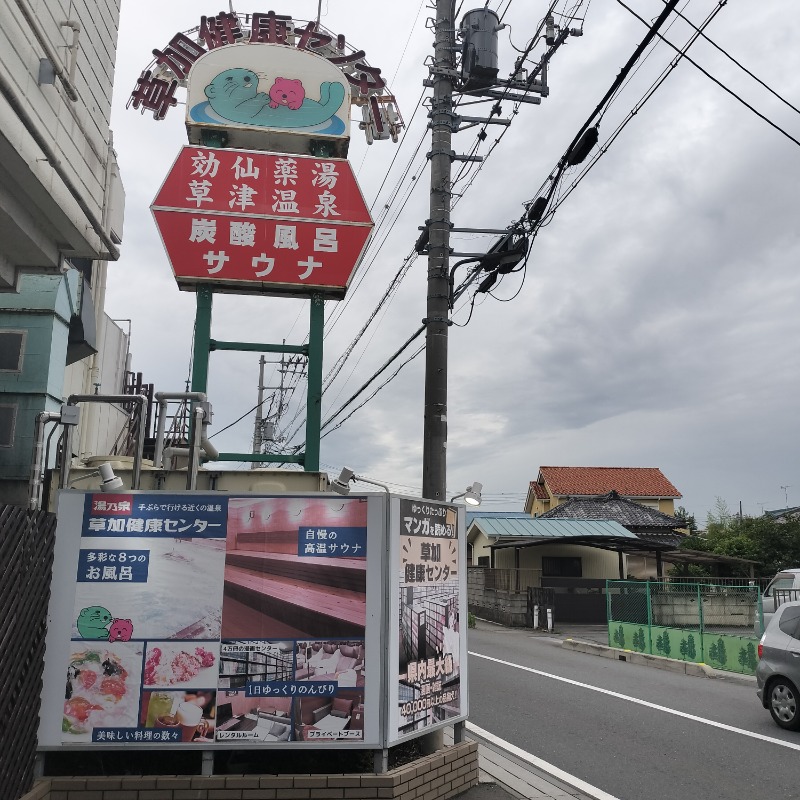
[151,146,374,299]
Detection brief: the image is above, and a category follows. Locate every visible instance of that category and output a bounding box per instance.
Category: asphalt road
[466,622,800,800]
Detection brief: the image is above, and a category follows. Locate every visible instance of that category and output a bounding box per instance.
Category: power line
[615,0,800,149]
[659,0,800,118]
[547,0,728,219]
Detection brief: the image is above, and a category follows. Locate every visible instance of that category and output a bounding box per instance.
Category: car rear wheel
[768,678,800,730]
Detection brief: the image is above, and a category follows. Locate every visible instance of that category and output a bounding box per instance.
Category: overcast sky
[105,1,800,523]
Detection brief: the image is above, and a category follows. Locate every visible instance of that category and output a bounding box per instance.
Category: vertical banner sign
[42,493,376,748]
[394,500,462,739]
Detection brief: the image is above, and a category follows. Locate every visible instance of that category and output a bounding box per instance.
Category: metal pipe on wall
[60,395,147,490]
[29,411,63,511]
[153,392,208,468]
[14,0,80,101]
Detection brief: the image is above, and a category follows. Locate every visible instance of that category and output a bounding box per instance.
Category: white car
[758,569,800,635]
[756,600,800,731]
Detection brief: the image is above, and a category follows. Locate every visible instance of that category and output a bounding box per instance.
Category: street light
[98,462,124,492]
[68,462,124,492]
[450,481,482,506]
[330,467,390,496]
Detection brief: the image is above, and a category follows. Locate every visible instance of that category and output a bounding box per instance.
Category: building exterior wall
[494,543,624,579]
[0,0,122,269]
[467,530,493,566]
[529,491,676,517]
[0,0,125,506]
[62,314,130,458]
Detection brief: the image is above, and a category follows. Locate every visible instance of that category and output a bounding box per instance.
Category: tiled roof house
[525,466,682,517]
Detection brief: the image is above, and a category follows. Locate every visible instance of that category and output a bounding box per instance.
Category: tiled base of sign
[23,741,478,800]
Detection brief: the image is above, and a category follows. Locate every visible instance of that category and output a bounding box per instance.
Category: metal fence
[0,505,57,800]
[607,580,761,675]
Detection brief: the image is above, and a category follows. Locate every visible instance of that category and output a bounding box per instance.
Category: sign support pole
[304,293,324,472]
[191,287,213,394]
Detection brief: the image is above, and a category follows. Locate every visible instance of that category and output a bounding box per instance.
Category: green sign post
[189,287,323,471]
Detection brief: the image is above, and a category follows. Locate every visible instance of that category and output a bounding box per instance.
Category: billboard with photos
[39,491,467,750]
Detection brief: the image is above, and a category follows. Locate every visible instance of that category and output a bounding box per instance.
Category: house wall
[468,530,493,565]
[528,489,676,517]
[494,543,624,578]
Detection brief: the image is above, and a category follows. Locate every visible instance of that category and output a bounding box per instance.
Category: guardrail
[773,588,800,609]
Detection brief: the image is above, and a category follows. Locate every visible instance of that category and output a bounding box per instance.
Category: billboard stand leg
[201,751,213,776]
[191,287,213,394]
[453,721,464,743]
[373,748,388,774]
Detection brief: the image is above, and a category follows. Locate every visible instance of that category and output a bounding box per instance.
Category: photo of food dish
[63,642,142,742]
[143,641,220,689]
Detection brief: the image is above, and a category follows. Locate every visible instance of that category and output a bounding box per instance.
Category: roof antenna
[316,0,322,26]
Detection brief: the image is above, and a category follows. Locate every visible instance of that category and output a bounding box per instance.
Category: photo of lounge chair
[294,640,365,687]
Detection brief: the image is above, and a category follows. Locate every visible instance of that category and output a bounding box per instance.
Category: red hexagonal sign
[151,146,374,299]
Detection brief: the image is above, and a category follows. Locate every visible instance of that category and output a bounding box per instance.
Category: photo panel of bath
[72,535,227,643]
[221,497,368,639]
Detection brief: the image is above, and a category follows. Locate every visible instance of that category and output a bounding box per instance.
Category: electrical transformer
[460,8,500,90]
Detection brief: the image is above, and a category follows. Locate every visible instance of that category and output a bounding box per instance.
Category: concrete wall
[467,568,530,627]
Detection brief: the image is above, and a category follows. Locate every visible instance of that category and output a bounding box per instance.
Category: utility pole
[252,355,266,469]
[422,0,457,503]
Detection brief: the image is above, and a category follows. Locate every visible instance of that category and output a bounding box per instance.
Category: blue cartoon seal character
[203,68,346,129]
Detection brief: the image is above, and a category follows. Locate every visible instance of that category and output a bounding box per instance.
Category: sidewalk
[446,727,595,800]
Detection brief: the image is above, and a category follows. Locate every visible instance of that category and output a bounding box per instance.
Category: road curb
[561,637,755,683]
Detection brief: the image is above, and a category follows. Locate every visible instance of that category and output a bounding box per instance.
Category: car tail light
[758,633,765,659]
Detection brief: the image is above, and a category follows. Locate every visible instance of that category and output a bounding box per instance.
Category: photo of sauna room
[294,688,364,741]
[221,497,368,640]
[295,640,365,688]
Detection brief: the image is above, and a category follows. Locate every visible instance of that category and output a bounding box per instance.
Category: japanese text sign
[151,146,373,298]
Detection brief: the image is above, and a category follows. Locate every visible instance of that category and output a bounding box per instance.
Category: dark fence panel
[541,577,608,624]
[0,505,56,800]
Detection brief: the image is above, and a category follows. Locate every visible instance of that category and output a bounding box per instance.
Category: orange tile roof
[529,482,549,500]
[537,467,681,499]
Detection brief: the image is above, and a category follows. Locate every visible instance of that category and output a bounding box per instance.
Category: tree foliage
[677,497,800,576]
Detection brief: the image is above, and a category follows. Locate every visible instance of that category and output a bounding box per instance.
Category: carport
[484,523,759,624]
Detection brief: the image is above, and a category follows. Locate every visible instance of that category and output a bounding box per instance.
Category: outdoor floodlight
[451,481,482,506]
[329,467,390,496]
[329,467,355,496]
[98,462,124,492]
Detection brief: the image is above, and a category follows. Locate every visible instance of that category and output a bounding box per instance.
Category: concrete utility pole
[422,0,457,503]
[252,355,266,469]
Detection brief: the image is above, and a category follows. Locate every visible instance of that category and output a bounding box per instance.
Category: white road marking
[469,650,800,752]
[467,721,621,800]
